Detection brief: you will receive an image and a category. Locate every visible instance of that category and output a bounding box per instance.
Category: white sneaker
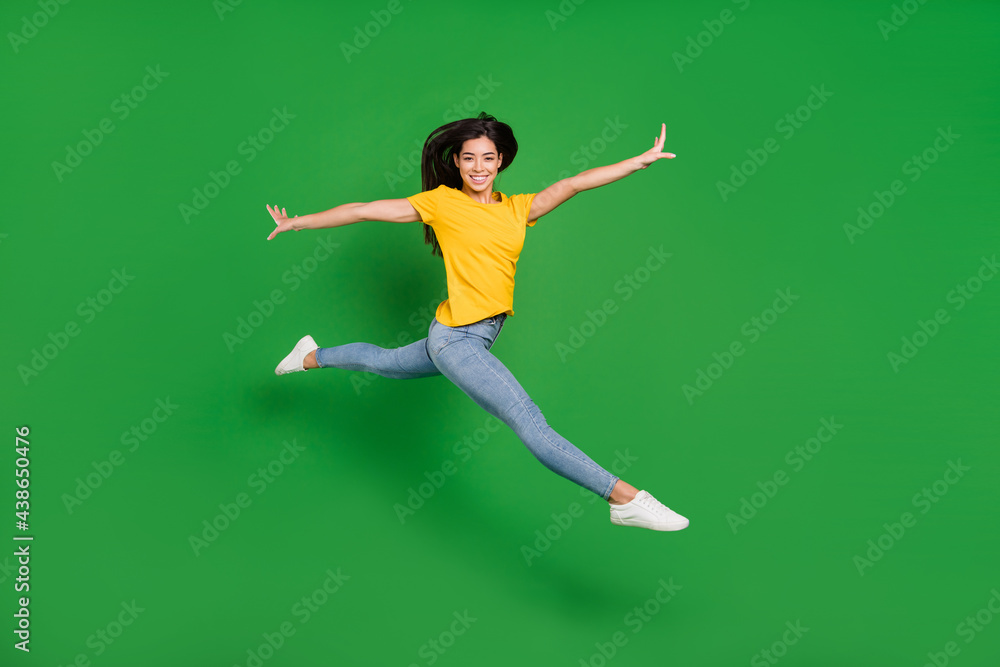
[275,335,318,375]
[610,490,689,531]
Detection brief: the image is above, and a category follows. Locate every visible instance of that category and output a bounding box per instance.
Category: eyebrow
[461,151,496,156]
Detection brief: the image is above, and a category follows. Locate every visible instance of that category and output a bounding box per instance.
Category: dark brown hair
[417,112,519,258]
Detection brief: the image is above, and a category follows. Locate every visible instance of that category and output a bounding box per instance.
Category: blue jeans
[315,313,620,499]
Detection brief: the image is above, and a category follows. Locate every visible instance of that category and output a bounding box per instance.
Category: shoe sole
[611,517,690,531]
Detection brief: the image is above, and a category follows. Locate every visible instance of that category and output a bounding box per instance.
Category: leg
[314,335,441,379]
[608,480,639,505]
[429,315,620,500]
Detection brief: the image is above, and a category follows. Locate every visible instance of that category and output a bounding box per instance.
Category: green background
[3,0,998,665]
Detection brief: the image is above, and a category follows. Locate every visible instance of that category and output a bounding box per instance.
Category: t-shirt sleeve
[514,193,539,227]
[406,185,442,225]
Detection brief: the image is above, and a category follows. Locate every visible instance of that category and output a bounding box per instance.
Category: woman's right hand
[266,204,300,241]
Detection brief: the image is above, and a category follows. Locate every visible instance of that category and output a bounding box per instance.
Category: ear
[497,153,503,170]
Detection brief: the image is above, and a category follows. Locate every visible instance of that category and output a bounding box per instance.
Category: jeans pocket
[431,324,453,356]
[487,316,506,349]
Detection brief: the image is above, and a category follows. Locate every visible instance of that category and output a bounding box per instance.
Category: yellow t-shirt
[406,184,539,327]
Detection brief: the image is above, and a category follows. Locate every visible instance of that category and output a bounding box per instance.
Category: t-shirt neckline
[449,185,505,206]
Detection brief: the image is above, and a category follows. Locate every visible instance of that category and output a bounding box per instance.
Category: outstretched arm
[265,199,420,240]
[528,123,676,221]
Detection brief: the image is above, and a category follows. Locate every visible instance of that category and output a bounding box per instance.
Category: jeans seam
[465,339,611,487]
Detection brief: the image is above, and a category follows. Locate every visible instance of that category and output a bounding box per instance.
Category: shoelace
[634,492,670,515]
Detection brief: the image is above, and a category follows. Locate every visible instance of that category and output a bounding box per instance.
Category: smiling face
[453,135,503,198]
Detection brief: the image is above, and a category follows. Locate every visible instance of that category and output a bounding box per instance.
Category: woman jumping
[265,112,688,532]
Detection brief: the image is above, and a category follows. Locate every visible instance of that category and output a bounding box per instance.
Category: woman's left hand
[635,123,676,169]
